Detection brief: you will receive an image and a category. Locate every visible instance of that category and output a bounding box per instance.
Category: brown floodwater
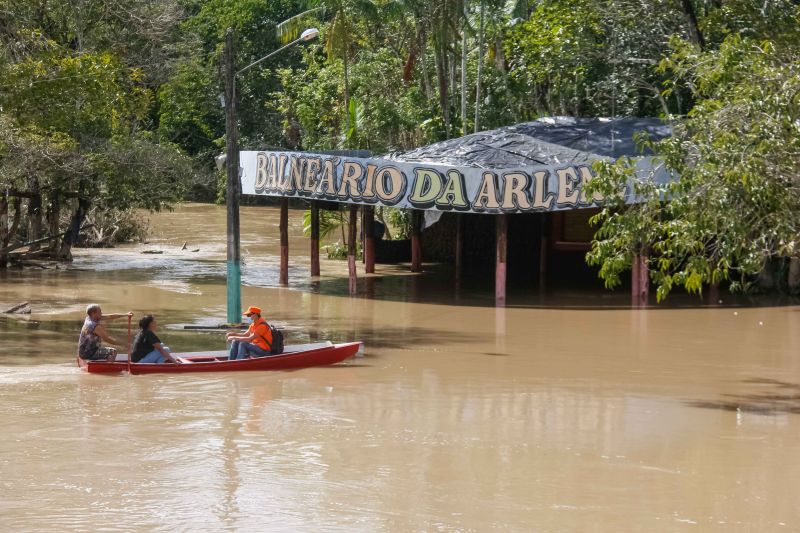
[1,203,800,531]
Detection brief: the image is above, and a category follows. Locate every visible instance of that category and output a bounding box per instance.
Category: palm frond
[506,0,530,20]
[351,0,379,19]
[303,208,344,242]
[276,7,326,43]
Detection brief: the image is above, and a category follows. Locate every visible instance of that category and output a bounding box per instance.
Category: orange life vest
[247,316,273,351]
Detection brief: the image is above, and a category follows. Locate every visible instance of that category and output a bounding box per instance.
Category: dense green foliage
[1,0,798,294]
[0,4,193,260]
[586,4,800,299]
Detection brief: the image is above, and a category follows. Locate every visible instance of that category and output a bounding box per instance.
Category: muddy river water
[1,203,799,531]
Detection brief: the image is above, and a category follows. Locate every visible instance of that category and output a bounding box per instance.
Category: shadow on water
[310,325,481,351]
[687,379,800,416]
[305,266,800,311]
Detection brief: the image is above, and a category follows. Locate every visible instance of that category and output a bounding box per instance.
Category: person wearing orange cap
[225,306,274,360]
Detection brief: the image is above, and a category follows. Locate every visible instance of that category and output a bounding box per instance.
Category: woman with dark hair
[131,315,178,364]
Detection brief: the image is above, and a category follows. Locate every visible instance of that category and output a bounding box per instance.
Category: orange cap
[244,306,262,316]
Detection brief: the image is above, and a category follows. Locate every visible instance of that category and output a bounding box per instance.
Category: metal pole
[224,29,242,324]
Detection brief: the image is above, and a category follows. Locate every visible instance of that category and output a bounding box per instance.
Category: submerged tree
[0,32,192,262]
[586,16,800,300]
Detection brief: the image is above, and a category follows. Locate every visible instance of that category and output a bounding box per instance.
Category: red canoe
[77,342,361,375]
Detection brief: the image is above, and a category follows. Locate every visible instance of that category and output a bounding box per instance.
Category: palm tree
[277,0,379,143]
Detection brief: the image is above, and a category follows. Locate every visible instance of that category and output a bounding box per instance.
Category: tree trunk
[435,38,450,139]
[46,198,61,254]
[677,0,705,50]
[414,19,433,100]
[27,193,42,252]
[474,0,485,133]
[0,196,19,268]
[343,51,351,140]
[789,257,800,295]
[341,14,351,141]
[58,195,90,261]
[0,195,8,269]
[461,0,468,135]
[7,197,22,248]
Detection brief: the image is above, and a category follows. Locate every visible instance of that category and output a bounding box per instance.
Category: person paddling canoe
[226,306,274,360]
[131,315,179,364]
[77,304,133,362]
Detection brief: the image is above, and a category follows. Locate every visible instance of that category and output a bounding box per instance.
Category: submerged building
[239,117,672,305]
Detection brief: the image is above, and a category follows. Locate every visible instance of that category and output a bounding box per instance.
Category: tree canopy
[1,0,798,293]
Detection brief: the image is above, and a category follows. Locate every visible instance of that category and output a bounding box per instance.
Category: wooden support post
[539,213,548,288]
[454,213,463,283]
[496,214,508,306]
[364,205,375,274]
[707,261,720,304]
[411,210,422,272]
[310,200,320,277]
[632,253,649,307]
[348,205,358,295]
[639,254,649,306]
[279,198,289,286]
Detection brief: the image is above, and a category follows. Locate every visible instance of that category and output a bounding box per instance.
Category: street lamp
[222,27,319,325]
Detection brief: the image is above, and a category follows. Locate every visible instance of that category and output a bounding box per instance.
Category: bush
[78,208,150,247]
[323,241,362,260]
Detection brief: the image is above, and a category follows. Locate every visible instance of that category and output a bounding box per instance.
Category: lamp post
[222,27,319,325]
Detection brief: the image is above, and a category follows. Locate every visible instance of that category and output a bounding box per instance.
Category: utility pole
[223,28,242,325]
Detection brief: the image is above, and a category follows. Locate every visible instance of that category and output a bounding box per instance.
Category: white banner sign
[240,150,664,214]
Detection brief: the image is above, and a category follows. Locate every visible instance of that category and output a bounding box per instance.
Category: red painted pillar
[280,198,289,286]
[310,200,320,277]
[364,206,375,274]
[411,210,422,272]
[348,205,358,295]
[496,214,508,306]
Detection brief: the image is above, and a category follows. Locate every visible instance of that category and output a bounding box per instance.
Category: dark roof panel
[386,116,672,169]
